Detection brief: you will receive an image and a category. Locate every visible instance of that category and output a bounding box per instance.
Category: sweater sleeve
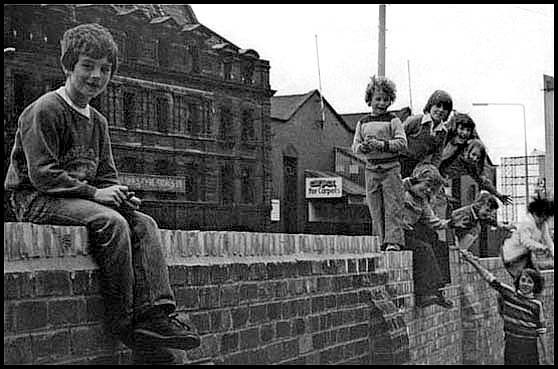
[352,120,366,154]
[422,204,451,230]
[20,103,98,199]
[91,117,120,189]
[386,117,408,153]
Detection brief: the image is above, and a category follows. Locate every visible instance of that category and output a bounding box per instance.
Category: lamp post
[472,102,529,212]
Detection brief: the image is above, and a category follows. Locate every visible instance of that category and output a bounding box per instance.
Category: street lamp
[472,102,529,212]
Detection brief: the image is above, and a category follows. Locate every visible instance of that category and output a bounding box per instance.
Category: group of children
[3,21,554,365]
[353,75,554,364]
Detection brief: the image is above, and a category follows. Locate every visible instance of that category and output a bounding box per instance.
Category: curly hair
[364,75,397,106]
[513,268,545,295]
[527,196,554,219]
[60,23,119,77]
[423,90,453,114]
[453,113,476,131]
[463,139,487,174]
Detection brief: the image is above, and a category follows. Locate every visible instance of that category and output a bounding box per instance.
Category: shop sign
[305,177,342,198]
[119,173,186,193]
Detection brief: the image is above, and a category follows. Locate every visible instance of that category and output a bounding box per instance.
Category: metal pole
[521,104,529,204]
[315,34,326,126]
[407,59,413,111]
[378,4,386,76]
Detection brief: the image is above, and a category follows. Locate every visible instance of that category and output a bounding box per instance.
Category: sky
[192,4,554,164]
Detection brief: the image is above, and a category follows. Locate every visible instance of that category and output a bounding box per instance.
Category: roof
[270,90,353,132]
[305,169,365,197]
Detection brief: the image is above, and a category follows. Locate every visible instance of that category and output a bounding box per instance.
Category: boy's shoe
[385,244,401,251]
[132,346,182,365]
[433,296,454,309]
[416,294,439,307]
[133,312,201,351]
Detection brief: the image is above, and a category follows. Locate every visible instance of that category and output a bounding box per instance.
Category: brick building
[3,4,275,231]
[269,90,371,235]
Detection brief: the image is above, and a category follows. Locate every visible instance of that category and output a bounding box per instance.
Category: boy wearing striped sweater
[352,75,407,252]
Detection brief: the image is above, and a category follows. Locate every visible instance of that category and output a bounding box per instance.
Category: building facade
[4,4,275,231]
[269,90,371,235]
[544,74,554,199]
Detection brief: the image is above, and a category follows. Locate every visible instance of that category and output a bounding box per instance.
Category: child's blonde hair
[364,75,396,106]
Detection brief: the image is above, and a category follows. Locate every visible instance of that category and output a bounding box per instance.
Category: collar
[55,86,91,119]
[420,113,447,133]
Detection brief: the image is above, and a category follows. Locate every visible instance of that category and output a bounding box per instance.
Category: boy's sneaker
[385,244,401,251]
[133,312,201,351]
[434,296,454,309]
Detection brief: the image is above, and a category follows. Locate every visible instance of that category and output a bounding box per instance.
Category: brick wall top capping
[4,222,382,265]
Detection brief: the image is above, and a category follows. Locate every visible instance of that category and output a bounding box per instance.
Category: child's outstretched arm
[458,249,495,283]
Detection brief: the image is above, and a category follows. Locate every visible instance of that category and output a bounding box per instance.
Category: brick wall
[3,223,554,365]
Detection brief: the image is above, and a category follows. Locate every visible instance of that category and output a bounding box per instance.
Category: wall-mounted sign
[305,177,342,198]
[119,173,186,193]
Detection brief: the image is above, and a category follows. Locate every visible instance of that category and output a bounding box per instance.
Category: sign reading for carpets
[305,177,342,198]
[119,173,186,193]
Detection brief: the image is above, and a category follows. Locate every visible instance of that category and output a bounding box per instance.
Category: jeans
[365,163,405,247]
[404,225,444,298]
[11,191,176,336]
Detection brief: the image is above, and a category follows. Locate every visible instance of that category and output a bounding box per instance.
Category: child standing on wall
[352,76,408,252]
[399,90,453,178]
[459,249,548,365]
[4,23,199,362]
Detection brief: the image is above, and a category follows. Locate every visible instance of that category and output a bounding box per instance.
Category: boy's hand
[366,137,385,150]
[359,143,372,154]
[498,193,513,205]
[93,185,129,207]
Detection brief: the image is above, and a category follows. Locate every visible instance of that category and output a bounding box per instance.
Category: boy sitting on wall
[4,23,199,362]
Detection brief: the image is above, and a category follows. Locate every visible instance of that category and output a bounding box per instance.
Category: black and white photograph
[3,3,554,365]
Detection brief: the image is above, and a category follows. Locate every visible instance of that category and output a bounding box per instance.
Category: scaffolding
[498,153,546,222]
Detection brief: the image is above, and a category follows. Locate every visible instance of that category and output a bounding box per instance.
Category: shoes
[385,244,401,251]
[433,296,454,309]
[133,311,201,351]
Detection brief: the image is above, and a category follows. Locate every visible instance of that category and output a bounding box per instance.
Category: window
[155,159,176,176]
[221,163,235,205]
[158,39,170,69]
[189,44,200,73]
[123,91,136,129]
[219,107,234,142]
[241,109,255,141]
[240,165,255,204]
[241,61,254,85]
[184,161,200,201]
[223,59,233,81]
[186,102,200,135]
[156,96,169,133]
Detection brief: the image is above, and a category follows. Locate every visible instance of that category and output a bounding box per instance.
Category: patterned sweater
[4,91,119,199]
[351,112,407,167]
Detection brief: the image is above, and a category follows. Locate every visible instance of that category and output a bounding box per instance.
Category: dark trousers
[404,224,445,298]
[504,334,539,365]
[399,157,420,179]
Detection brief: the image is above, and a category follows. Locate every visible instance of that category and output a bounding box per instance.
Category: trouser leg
[382,166,405,247]
[366,169,385,244]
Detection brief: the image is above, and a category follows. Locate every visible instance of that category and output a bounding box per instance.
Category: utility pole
[378,4,386,76]
[407,59,413,111]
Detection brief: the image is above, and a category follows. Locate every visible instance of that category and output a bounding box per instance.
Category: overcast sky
[192,4,554,164]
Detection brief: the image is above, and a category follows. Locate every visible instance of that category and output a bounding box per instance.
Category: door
[283,156,298,233]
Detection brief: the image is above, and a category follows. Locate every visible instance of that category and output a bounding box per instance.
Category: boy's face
[410,180,434,200]
[455,124,472,144]
[370,91,392,115]
[429,103,450,124]
[65,54,112,105]
[466,147,482,164]
[518,272,534,295]
[477,203,496,221]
